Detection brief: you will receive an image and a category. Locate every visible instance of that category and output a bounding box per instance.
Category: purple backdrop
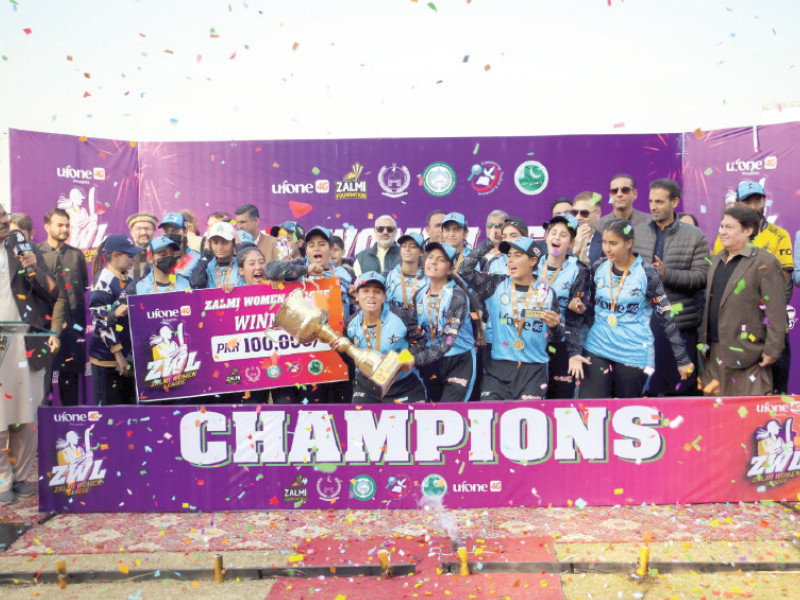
[682,123,800,389]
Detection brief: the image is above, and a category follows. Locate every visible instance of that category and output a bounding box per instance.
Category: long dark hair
[91,238,108,282]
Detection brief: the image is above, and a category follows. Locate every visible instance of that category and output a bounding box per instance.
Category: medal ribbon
[401,273,419,310]
[152,279,175,293]
[215,263,230,287]
[427,291,441,342]
[512,283,536,341]
[608,258,633,319]
[361,319,382,352]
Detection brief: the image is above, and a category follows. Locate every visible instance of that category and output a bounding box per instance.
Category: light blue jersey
[346,303,418,382]
[384,265,426,310]
[414,279,475,358]
[584,255,655,368]
[135,271,192,295]
[205,258,243,288]
[486,278,558,364]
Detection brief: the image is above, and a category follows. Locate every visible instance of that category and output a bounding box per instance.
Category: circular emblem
[378,163,411,198]
[351,475,377,501]
[266,365,282,379]
[500,293,511,305]
[469,160,503,195]
[421,473,447,499]
[308,359,324,375]
[386,475,411,499]
[514,160,549,195]
[287,362,302,376]
[316,475,342,502]
[422,162,457,197]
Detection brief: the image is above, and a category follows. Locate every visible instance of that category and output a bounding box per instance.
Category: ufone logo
[54,413,87,422]
[452,482,490,493]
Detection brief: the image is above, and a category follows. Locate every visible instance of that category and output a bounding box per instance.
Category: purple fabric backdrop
[682,123,800,392]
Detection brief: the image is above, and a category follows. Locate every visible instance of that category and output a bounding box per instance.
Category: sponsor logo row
[267,160,550,200]
[284,473,503,505]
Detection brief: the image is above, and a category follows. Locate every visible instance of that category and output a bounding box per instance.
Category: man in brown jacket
[700,204,786,396]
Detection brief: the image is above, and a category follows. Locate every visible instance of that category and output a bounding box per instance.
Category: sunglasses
[376,226,396,233]
[610,186,633,195]
[570,209,592,218]
[486,222,505,229]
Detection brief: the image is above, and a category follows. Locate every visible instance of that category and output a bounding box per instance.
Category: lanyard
[454,250,466,272]
[427,291,441,342]
[607,257,633,327]
[215,263,230,287]
[152,279,175,293]
[512,284,535,340]
[542,261,564,295]
[400,272,420,309]
[361,319,382,352]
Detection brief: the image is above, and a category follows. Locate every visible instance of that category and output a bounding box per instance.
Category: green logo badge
[514,160,549,196]
[266,365,282,379]
[351,475,377,501]
[421,473,447,499]
[422,162,457,197]
[308,359,324,376]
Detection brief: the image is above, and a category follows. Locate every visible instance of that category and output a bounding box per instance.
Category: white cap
[207,221,235,241]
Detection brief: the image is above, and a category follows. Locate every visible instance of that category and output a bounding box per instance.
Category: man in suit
[700,204,785,396]
[234,204,277,262]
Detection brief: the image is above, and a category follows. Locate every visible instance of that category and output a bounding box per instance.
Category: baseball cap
[305,226,332,242]
[237,230,255,246]
[149,235,180,254]
[207,221,236,241]
[499,236,542,259]
[277,221,306,241]
[159,211,186,230]
[737,181,765,201]
[105,234,144,256]
[397,232,425,249]
[504,217,529,237]
[355,271,386,291]
[442,212,467,229]
[544,213,579,237]
[425,241,458,265]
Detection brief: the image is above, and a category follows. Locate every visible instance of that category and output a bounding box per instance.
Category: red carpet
[267,535,562,600]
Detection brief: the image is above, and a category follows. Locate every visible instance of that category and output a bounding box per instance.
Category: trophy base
[363,350,403,399]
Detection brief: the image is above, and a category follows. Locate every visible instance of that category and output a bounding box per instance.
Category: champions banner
[128,280,348,402]
[38,396,800,513]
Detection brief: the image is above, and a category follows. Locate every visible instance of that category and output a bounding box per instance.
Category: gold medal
[513,339,525,351]
[607,314,618,328]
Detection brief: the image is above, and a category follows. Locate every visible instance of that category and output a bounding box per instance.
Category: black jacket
[4,241,59,370]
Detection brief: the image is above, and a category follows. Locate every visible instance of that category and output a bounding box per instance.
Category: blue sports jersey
[414,279,475,358]
[175,249,201,279]
[135,271,192,295]
[346,303,419,382]
[205,257,243,288]
[485,278,558,364]
[384,264,426,310]
[584,255,655,368]
[484,253,507,275]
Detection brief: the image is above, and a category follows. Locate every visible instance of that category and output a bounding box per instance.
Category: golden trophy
[274,289,402,398]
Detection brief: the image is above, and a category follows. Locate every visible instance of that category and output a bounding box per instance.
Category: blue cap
[397,232,425,249]
[237,230,255,246]
[737,180,765,201]
[105,234,144,256]
[306,226,332,242]
[149,235,180,254]
[499,236,541,259]
[425,241,458,265]
[442,212,467,228]
[545,213,579,237]
[159,211,186,229]
[355,271,386,290]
